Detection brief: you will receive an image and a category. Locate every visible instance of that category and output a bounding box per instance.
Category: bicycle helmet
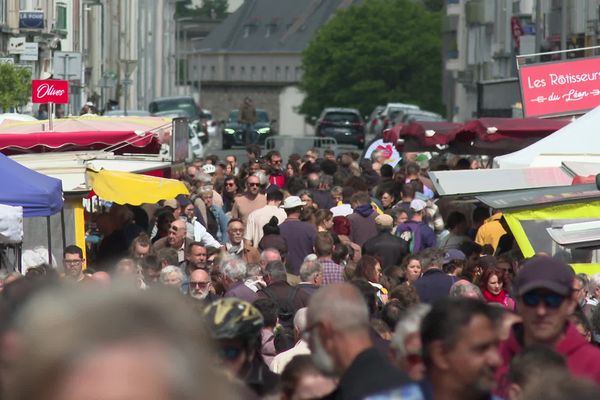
[203,298,264,342]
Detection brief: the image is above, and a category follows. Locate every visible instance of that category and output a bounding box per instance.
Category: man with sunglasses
[266,150,285,188]
[496,256,600,396]
[231,173,266,225]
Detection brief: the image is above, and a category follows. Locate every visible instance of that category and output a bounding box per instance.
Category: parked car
[201,109,219,137]
[148,96,201,121]
[365,105,385,136]
[152,109,208,145]
[104,110,151,117]
[396,110,444,124]
[315,108,366,149]
[222,109,276,149]
[378,102,420,132]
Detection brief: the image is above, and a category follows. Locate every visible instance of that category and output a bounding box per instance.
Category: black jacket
[362,231,409,270]
[322,347,411,400]
[412,268,456,304]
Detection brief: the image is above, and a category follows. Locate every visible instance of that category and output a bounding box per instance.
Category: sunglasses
[219,345,244,361]
[226,182,236,186]
[522,292,565,309]
[189,281,210,288]
[272,159,282,164]
[248,182,260,187]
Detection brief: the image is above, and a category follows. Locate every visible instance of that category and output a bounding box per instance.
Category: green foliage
[300,0,443,119]
[0,63,32,112]
[176,0,229,19]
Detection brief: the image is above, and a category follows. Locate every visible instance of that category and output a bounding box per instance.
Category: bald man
[152,219,190,263]
[188,269,216,303]
[306,283,412,399]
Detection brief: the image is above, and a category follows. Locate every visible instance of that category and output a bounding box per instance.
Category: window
[56,3,67,32]
[250,66,256,80]
[285,66,290,80]
[275,66,281,80]
[229,65,235,80]
[240,66,246,80]
[261,66,267,80]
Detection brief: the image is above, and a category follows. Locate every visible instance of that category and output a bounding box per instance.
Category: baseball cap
[163,199,178,209]
[375,214,394,228]
[202,164,216,175]
[443,249,466,264]
[514,256,574,297]
[281,196,306,209]
[410,199,427,212]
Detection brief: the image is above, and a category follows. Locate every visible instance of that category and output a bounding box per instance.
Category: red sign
[518,57,600,117]
[32,79,69,104]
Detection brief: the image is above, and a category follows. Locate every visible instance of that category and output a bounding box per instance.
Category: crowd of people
[1,144,600,399]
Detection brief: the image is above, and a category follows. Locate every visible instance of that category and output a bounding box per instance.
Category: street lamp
[119,59,137,116]
[82,0,105,109]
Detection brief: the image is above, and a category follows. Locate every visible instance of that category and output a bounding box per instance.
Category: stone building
[189,0,359,136]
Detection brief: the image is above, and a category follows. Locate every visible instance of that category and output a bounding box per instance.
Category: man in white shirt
[270,308,310,373]
[243,189,287,249]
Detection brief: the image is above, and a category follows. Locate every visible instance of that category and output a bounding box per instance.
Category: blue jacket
[412,268,456,304]
[209,205,229,244]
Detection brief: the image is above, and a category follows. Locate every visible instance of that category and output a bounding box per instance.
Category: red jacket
[495,322,600,396]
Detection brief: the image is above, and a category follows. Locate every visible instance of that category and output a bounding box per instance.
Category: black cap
[514,256,574,297]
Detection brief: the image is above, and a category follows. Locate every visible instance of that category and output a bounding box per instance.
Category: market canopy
[0,116,170,154]
[397,121,463,151]
[0,153,63,217]
[448,117,570,155]
[495,105,600,168]
[85,168,189,205]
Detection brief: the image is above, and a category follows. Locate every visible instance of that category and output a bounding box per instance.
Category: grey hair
[589,273,600,293]
[6,284,232,400]
[299,260,322,282]
[260,248,281,262]
[294,308,308,332]
[198,187,213,198]
[265,260,287,282]
[418,248,444,271]
[449,281,484,300]
[252,171,268,186]
[391,303,431,356]
[307,283,369,332]
[246,263,262,279]
[221,257,247,282]
[160,265,184,283]
[575,273,590,292]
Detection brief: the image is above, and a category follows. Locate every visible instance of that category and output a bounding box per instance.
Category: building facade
[442,0,600,122]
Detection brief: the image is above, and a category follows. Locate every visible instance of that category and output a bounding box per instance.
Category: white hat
[410,199,427,212]
[202,164,216,174]
[281,196,306,209]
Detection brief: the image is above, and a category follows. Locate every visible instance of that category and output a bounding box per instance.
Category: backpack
[396,222,423,253]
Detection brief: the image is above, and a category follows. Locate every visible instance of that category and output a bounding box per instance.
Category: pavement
[203,129,374,160]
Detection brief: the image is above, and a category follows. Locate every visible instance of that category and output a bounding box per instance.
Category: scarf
[354,204,374,217]
[482,289,508,305]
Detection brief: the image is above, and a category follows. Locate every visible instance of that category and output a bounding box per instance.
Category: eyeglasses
[189,281,210,288]
[522,292,565,309]
[226,182,236,187]
[272,159,282,164]
[229,228,244,233]
[219,345,244,361]
[64,260,82,266]
[248,182,260,187]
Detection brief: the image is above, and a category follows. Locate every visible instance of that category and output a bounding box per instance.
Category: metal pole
[124,62,129,116]
[60,208,66,250]
[535,0,542,61]
[561,0,567,60]
[49,102,54,131]
[46,216,52,265]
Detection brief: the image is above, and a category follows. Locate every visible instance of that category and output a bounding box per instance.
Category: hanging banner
[31,79,69,104]
[518,57,600,117]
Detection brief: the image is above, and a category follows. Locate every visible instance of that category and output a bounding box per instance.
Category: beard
[311,333,336,376]
[190,289,209,300]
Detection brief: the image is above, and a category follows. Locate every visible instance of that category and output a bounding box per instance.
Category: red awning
[0,116,170,155]
[400,121,463,146]
[448,117,570,155]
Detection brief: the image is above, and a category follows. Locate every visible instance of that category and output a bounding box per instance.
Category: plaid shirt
[319,258,344,285]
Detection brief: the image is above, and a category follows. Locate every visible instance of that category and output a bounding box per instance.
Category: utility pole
[119,59,137,116]
[561,0,567,60]
[535,0,542,62]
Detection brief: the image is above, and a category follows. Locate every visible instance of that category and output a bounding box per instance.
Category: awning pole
[47,216,52,265]
[60,208,66,249]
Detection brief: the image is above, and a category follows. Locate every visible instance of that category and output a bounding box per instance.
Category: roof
[199,0,360,53]
[322,107,360,113]
[476,184,600,211]
[495,105,600,168]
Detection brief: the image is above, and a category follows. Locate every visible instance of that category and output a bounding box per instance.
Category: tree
[300,0,443,119]
[0,63,32,112]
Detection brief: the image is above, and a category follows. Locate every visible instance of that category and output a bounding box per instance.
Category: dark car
[315,108,365,148]
[222,109,276,149]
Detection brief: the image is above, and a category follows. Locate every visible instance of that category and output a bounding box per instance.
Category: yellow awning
[85,168,189,206]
